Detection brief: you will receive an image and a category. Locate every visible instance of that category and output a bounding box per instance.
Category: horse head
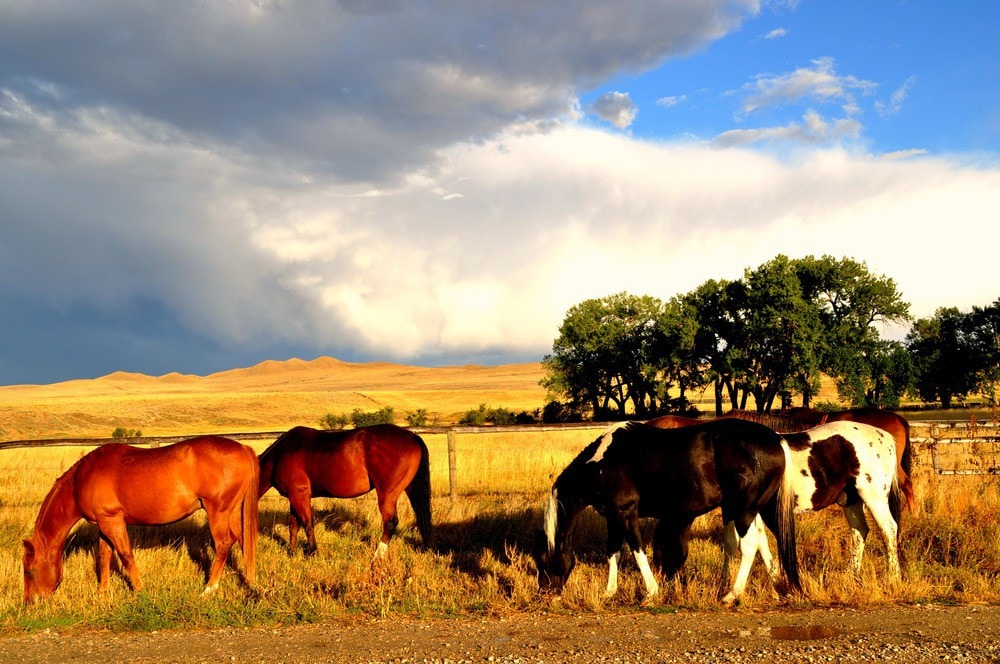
[22,537,62,603]
[531,527,576,594]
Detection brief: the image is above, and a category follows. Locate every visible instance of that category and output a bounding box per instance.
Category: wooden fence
[2,421,996,500]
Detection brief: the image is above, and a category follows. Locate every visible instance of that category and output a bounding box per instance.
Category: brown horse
[22,436,259,603]
[754,407,915,512]
[258,424,432,556]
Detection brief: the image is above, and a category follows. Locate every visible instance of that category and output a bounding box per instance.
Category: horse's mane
[32,452,88,538]
[720,409,820,433]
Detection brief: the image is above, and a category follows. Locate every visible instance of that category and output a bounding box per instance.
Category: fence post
[447,428,458,503]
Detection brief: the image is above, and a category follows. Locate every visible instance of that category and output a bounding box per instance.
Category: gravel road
[1,604,998,663]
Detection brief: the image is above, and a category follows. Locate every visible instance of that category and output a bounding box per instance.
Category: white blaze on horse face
[587,422,628,464]
[543,489,559,554]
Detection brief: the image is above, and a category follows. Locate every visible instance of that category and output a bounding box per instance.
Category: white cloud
[713,110,861,146]
[764,28,788,40]
[656,95,688,107]
[876,76,917,117]
[590,91,637,128]
[742,57,878,115]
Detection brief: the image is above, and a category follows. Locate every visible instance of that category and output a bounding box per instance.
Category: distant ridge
[0,356,548,439]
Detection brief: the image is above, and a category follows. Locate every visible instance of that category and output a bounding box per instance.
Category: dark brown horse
[534,419,800,605]
[22,437,259,603]
[258,424,432,556]
[733,407,915,512]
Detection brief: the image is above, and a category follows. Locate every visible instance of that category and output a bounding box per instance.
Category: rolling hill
[0,357,549,441]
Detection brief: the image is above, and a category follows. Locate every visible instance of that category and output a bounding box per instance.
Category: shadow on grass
[62,518,255,590]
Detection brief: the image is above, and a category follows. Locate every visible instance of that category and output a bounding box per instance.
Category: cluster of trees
[907,302,1000,408]
[543,254,998,419]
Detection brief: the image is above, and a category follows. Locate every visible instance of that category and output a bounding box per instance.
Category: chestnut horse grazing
[22,437,259,603]
[258,424,432,556]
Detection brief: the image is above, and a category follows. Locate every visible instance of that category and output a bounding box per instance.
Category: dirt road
[2,604,998,663]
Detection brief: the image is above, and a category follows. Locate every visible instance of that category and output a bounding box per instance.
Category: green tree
[738,255,824,412]
[542,292,666,419]
[795,255,910,407]
[968,299,1000,404]
[682,279,745,415]
[906,307,979,408]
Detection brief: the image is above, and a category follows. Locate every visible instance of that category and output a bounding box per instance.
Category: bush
[111,427,142,440]
[458,404,528,426]
[319,413,349,430]
[351,407,395,428]
[541,400,583,423]
[405,409,429,427]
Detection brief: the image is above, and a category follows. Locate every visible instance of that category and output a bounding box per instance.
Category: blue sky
[1,0,998,386]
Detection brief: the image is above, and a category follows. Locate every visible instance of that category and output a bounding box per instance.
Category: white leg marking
[754,515,779,582]
[634,550,659,600]
[375,541,389,559]
[543,489,559,554]
[604,552,620,598]
[843,502,869,575]
[201,583,219,597]
[723,523,759,606]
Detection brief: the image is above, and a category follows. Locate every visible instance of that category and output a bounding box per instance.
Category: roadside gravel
[1,604,997,663]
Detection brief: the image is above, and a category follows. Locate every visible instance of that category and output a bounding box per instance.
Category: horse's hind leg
[843,502,869,576]
[375,489,403,558]
[96,518,143,592]
[203,508,237,594]
[722,517,762,606]
[858,493,901,580]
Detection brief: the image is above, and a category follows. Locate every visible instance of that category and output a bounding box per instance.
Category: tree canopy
[544,254,917,417]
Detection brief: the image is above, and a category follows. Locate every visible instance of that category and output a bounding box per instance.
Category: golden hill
[0,357,548,441]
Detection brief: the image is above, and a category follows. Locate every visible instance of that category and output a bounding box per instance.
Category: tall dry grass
[1,430,998,635]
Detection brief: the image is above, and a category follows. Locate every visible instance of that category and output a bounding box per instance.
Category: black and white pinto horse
[738,420,902,582]
[533,419,801,605]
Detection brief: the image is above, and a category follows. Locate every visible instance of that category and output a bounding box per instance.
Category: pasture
[1,427,999,634]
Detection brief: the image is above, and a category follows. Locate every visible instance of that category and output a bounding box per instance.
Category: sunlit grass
[2,432,999,634]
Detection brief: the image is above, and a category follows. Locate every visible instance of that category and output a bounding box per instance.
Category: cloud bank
[0,1,996,383]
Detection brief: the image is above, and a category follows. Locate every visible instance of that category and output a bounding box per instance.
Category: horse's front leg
[97,518,142,592]
[288,485,315,555]
[616,506,657,601]
[97,535,113,592]
[603,519,625,598]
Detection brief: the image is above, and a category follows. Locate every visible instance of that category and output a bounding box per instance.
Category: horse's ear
[22,539,35,560]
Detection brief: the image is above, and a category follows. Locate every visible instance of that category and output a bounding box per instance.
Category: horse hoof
[201,584,219,597]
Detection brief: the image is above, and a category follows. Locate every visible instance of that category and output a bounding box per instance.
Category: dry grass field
[1,358,998,635]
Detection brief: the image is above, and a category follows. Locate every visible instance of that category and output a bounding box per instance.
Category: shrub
[111,427,142,439]
[319,413,349,430]
[405,409,429,427]
[351,406,395,427]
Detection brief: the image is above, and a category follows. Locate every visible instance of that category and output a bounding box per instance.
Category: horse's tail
[775,439,801,594]
[405,434,433,548]
[898,417,916,513]
[241,445,259,585]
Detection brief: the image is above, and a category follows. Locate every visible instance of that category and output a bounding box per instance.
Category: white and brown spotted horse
[651,416,902,583]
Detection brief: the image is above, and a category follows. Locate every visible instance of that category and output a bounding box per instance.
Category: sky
[1,1,998,386]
